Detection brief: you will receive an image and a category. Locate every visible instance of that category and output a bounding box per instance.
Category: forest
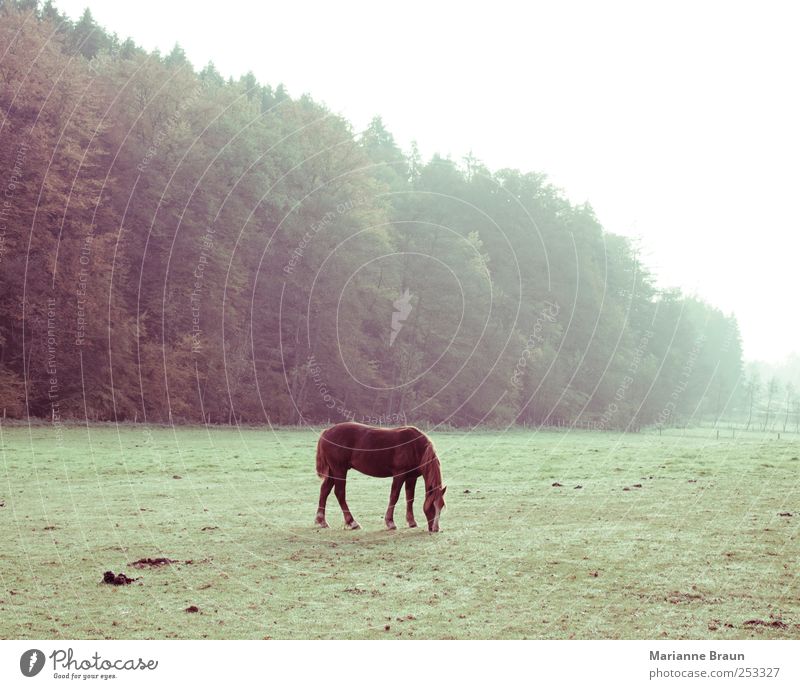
[0,2,772,429]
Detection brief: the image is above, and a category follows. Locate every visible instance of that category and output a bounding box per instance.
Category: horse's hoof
[407,522,417,528]
[386,522,397,530]
[314,520,329,528]
[345,521,361,530]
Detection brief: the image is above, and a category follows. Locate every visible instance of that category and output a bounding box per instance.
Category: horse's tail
[316,435,328,479]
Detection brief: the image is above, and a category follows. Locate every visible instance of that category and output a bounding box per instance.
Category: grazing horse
[314,422,446,532]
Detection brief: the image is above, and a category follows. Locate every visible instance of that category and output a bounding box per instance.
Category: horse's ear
[442,485,447,495]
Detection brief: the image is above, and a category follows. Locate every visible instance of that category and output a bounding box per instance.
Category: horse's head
[423,484,446,532]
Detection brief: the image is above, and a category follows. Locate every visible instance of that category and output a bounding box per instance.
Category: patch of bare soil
[743,619,788,629]
[129,557,211,568]
[129,557,174,568]
[666,591,705,604]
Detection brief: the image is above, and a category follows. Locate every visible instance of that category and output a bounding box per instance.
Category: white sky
[55,0,800,363]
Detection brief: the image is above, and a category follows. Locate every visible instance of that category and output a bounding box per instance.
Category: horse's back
[319,422,425,478]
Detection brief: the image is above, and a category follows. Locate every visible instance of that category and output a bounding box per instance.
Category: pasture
[0,423,798,639]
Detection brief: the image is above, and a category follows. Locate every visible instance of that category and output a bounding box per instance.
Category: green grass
[1,423,798,639]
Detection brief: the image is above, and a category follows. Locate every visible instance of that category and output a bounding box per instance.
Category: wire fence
[644,420,800,441]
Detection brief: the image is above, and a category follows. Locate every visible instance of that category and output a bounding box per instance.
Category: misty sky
[55,0,800,363]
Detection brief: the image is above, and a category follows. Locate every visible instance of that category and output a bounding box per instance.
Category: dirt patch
[129,557,174,568]
[743,619,788,629]
[129,557,209,568]
[778,512,793,517]
[343,587,381,597]
[666,591,704,604]
[102,571,138,585]
[551,482,563,487]
[185,605,200,613]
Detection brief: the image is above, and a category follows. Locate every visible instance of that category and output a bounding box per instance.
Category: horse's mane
[419,438,443,494]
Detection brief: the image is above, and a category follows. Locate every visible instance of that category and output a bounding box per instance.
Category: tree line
[0,3,748,429]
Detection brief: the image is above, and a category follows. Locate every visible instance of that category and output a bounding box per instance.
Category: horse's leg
[385,476,403,530]
[405,476,418,528]
[333,474,360,530]
[315,477,334,527]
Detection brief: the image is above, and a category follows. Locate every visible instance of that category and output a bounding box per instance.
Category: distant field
[1,423,798,639]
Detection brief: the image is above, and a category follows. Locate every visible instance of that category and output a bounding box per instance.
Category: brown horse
[314,422,446,532]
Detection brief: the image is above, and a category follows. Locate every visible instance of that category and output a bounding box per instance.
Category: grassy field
[1,423,798,639]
